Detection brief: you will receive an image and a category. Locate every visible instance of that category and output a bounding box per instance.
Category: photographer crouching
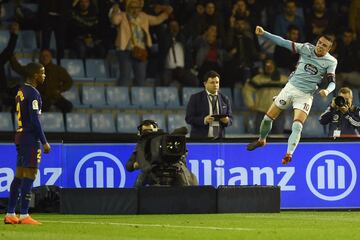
[126,119,198,187]
[319,87,360,138]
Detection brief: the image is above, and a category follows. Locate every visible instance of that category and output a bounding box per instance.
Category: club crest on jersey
[304,64,318,75]
[279,99,287,105]
[32,100,39,110]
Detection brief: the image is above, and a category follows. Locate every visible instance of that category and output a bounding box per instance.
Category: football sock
[20,178,34,215]
[259,115,273,140]
[7,177,22,214]
[287,121,303,154]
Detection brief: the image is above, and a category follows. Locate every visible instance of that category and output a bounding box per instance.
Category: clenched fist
[255,26,265,36]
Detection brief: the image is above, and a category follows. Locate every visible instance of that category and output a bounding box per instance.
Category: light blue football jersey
[290,42,337,94]
[263,31,337,94]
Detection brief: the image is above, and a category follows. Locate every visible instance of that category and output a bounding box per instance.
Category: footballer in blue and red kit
[15,84,47,168]
[4,62,50,225]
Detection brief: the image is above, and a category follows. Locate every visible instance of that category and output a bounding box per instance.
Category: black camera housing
[335,96,346,107]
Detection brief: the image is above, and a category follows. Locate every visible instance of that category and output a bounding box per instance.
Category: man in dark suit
[185,70,233,138]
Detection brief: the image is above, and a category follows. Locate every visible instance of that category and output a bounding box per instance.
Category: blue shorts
[16,142,41,168]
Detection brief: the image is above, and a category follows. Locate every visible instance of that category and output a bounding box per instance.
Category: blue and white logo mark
[306,150,357,201]
[74,152,126,188]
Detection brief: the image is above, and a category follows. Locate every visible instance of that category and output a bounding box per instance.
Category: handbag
[131,45,148,61]
[128,17,148,61]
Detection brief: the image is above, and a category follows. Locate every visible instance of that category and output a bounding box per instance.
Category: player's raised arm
[255,25,295,52]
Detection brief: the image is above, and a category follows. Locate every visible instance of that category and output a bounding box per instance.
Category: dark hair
[320,34,335,44]
[25,62,43,79]
[203,70,220,82]
[287,24,299,32]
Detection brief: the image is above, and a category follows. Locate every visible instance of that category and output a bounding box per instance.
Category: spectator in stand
[194,25,227,84]
[184,0,207,43]
[203,1,225,43]
[159,19,198,87]
[243,58,288,133]
[274,0,305,42]
[39,0,72,64]
[349,0,360,39]
[229,0,257,30]
[10,49,73,113]
[273,25,300,75]
[0,22,20,112]
[109,0,173,86]
[70,0,106,59]
[305,0,335,42]
[334,29,360,88]
[224,16,261,87]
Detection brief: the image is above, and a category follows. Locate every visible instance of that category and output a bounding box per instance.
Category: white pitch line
[42,220,253,231]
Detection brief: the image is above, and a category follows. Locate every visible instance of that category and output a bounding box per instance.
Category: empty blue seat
[106,86,132,108]
[182,87,203,106]
[20,30,37,51]
[312,92,334,112]
[117,113,140,133]
[233,87,246,109]
[61,86,81,107]
[167,113,188,133]
[155,87,180,108]
[39,112,65,132]
[142,113,166,131]
[352,88,360,106]
[85,59,108,79]
[302,113,326,137]
[91,113,116,133]
[226,114,245,136]
[82,86,106,107]
[220,87,233,104]
[0,112,13,131]
[66,113,91,132]
[131,87,156,108]
[9,58,32,79]
[61,59,91,81]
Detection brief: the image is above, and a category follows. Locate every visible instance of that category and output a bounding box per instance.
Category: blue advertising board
[0,142,358,209]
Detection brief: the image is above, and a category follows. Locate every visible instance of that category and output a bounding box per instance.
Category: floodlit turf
[1,211,360,240]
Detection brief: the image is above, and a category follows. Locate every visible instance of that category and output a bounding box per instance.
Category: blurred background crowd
[0,0,359,137]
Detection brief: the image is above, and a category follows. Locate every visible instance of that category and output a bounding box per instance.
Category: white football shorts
[274,83,313,115]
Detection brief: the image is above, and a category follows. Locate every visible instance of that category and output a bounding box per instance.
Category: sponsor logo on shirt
[304,64,318,75]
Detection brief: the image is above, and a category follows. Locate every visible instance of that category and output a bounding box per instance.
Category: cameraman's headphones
[137,119,159,135]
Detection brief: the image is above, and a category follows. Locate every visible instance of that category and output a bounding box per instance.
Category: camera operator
[319,87,360,138]
[126,119,198,187]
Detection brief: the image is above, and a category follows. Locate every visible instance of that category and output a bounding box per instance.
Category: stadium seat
[233,87,246,110]
[131,87,156,108]
[106,86,132,108]
[0,112,13,131]
[155,87,180,108]
[61,59,92,81]
[220,87,233,105]
[91,113,116,133]
[302,113,326,137]
[226,114,245,137]
[182,87,203,106]
[20,30,37,51]
[8,58,32,79]
[142,113,167,131]
[352,88,360,106]
[85,59,108,79]
[39,112,65,132]
[312,92,334,112]
[117,113,140,133]
[66,112,91,132]
[167,113,188,133]
[82,86,107,107]
[62,86,82,107]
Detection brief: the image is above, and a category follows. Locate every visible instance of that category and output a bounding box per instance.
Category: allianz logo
[306,150,357,201]
[74,152,126,188]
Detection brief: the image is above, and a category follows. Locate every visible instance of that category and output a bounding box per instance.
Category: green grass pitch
[1,212,360,240]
